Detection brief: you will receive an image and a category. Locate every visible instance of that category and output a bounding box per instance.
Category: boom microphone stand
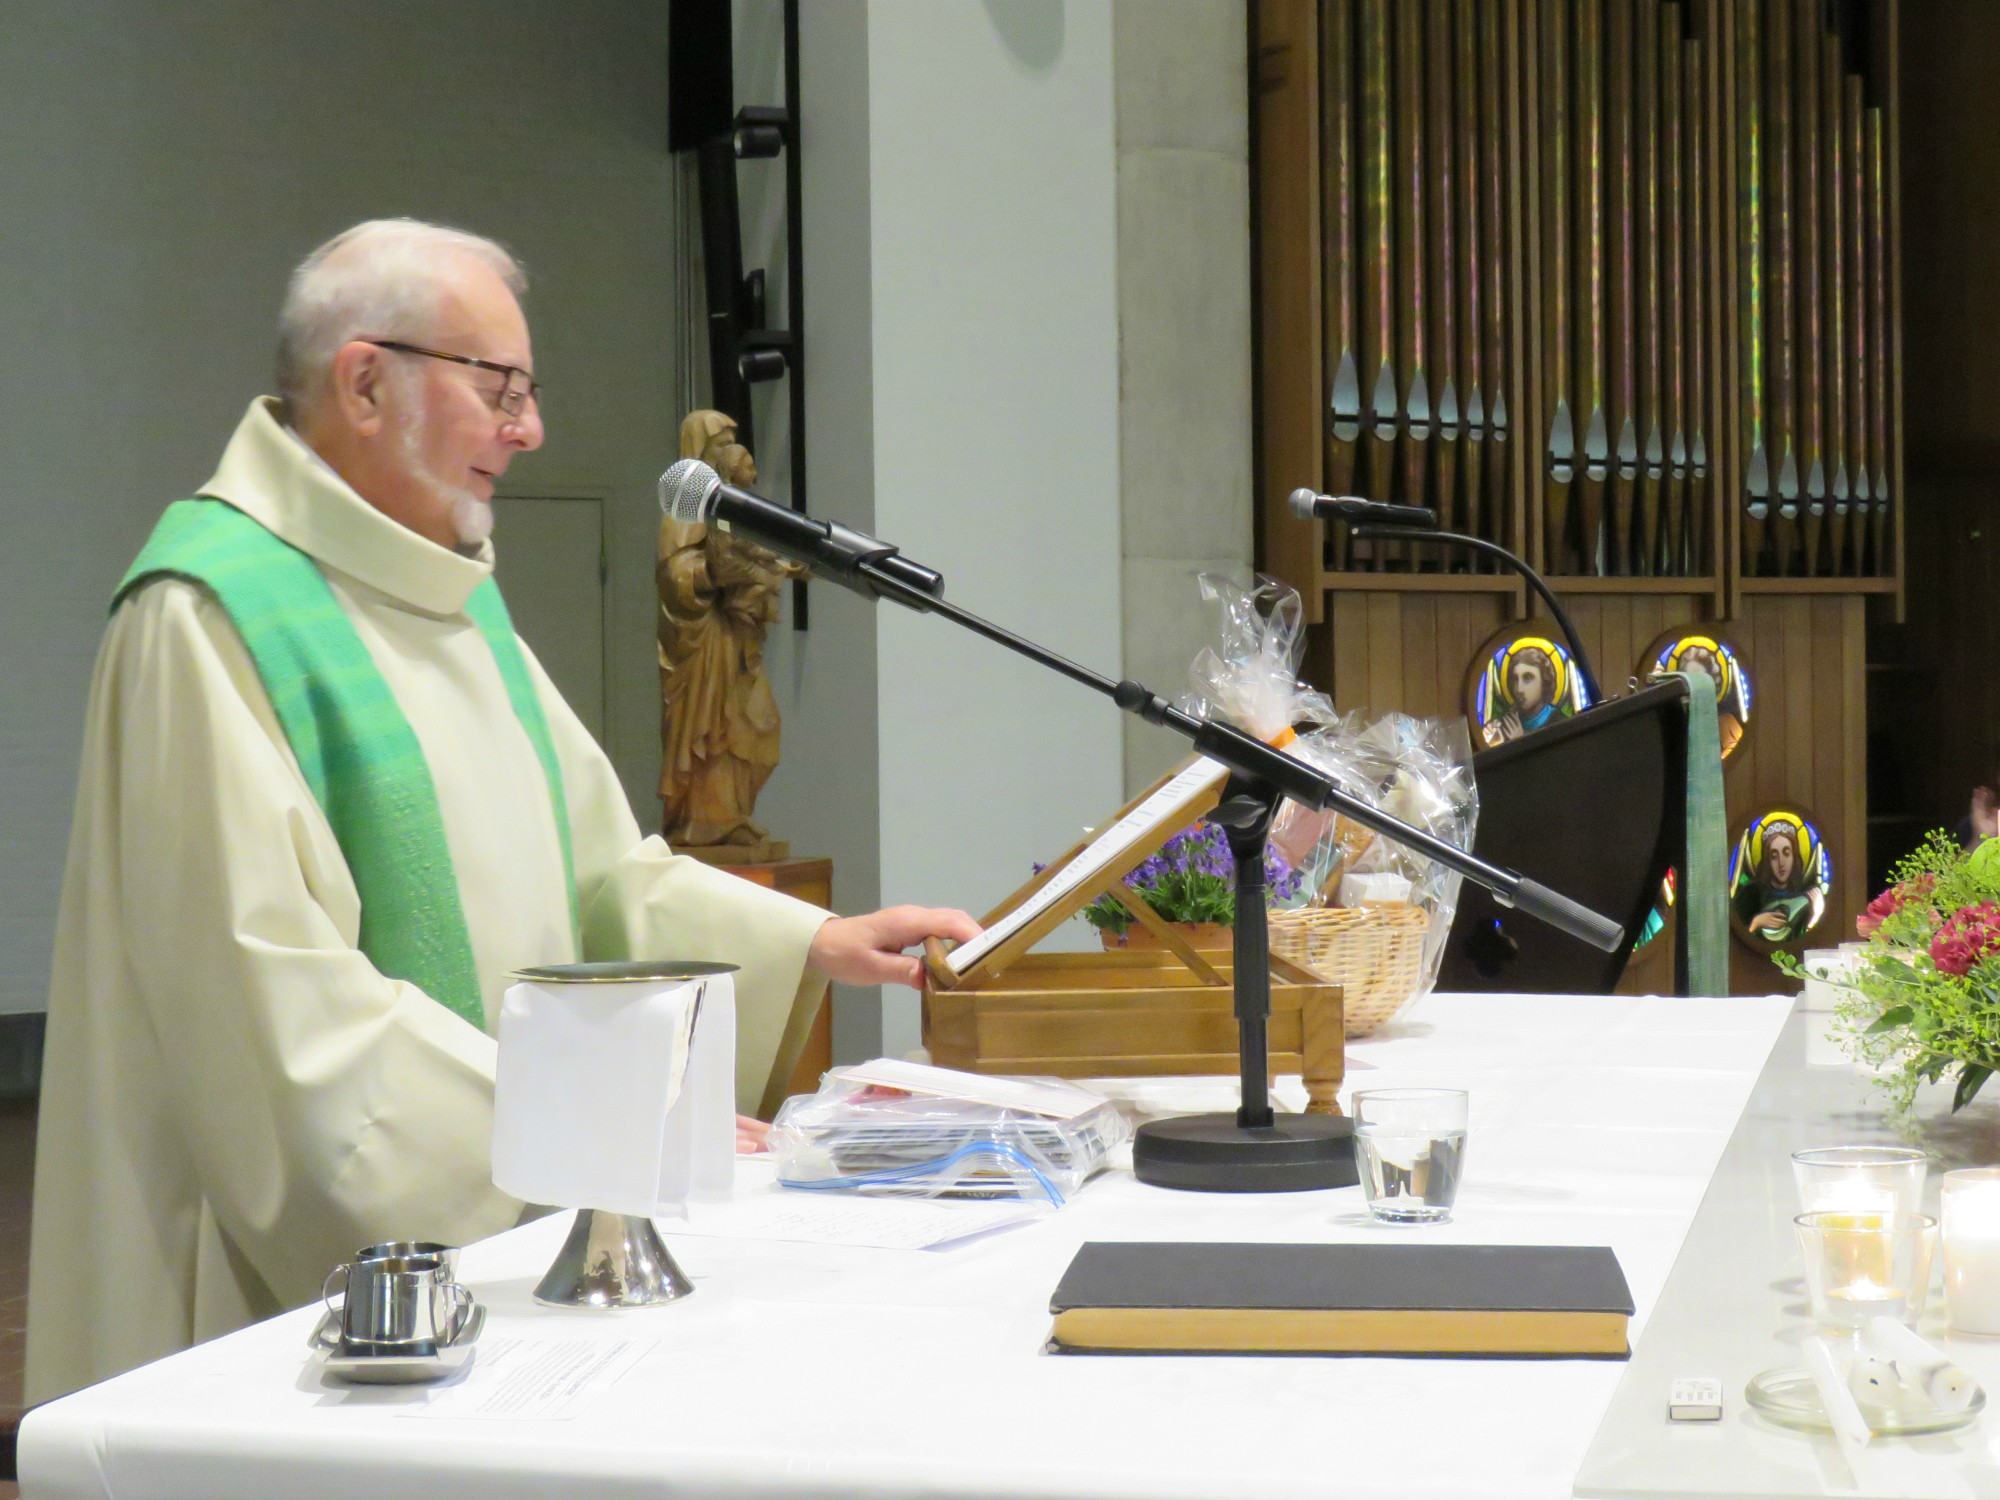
[835,555,1625,1194]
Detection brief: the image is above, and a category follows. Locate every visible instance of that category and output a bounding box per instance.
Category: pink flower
[1930,900,2000,977]
[1858,876,1937,939]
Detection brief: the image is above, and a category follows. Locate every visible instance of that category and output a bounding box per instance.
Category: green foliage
[1082,869,1236,935]
[1071,822,1303,936]
[1813,833,2000,1115]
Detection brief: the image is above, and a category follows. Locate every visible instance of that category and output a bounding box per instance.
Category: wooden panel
[1253,0,1327,622]
[1365,593,1405,715]
[926,969,1341,1104]
[1255,0,1902,996]
[721,857,835,1113]
[1324,589,1511,727]
[1322,585,1866,996]
[1723,594,1867,993]
[1561,593,1710,695]
[1403,595,1440,717]
[1783,602,1815,806]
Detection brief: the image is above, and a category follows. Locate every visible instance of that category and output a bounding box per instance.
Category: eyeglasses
[362,339,541,417]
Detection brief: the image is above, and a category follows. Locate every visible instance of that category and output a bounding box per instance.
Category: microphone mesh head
[659,458,720,522]
[1287,486,1319,520]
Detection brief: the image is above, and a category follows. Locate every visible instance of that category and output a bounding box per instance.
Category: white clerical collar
[197,397,494,616]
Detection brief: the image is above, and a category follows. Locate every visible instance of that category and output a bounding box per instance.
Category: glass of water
[1353,1088,1468,1224]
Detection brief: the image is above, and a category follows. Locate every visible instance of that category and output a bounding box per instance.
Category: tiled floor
[0,1095,36,1500]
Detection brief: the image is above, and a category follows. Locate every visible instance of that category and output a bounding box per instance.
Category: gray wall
[866,0,1126,1046]
[758,0,889,1061]
[0,1,684,1013]
[755,0,1131,1060]
[0,0,1257,1042]
[1114,0,1256,795]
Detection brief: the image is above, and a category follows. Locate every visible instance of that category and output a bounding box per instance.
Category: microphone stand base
[1131,1112,1357,1193]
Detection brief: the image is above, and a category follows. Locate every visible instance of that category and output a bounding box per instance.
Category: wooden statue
[657,411,804,861]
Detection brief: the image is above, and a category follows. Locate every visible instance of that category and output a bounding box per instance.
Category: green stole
[114,498,578,1029]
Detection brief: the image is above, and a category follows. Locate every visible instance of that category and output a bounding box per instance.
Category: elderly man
[27,218,977,1401]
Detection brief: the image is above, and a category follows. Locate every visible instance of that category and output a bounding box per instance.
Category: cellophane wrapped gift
[1181,573,1338,741]
[1270,711,1480,997]
[1180,573,1479,1001]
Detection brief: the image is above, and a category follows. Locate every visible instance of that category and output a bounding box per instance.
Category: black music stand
[1438,679,1694,996]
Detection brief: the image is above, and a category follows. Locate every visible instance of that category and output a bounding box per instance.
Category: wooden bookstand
[920,759,1346,1113]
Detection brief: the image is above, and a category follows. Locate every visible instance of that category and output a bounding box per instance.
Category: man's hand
[809,906,983,989]
[736,1114,772,1153]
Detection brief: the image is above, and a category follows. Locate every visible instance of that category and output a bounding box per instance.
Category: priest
[26,218,979,1401]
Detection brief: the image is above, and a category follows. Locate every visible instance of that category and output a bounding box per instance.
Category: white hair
[275,218,527,415]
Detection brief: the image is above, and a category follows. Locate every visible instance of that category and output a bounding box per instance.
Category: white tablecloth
[21,993,1793,1500]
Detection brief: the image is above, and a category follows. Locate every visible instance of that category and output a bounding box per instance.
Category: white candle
[1803,1336,1875,1451]
[1943,1169,2000,1335]
[1863,1316,1979,1412]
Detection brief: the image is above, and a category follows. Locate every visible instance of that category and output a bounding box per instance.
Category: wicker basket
[1268,905,1431,1038]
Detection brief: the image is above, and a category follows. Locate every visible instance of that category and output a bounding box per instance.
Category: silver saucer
[309,1303,486,1384]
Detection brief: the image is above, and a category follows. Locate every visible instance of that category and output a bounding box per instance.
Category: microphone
[1287,487,1438,529]
[659,459,945,607]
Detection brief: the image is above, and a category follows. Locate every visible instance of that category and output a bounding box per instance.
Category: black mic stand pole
[844,555,1623,1192]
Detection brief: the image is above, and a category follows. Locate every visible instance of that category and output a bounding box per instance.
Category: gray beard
[450,491,494,547]
[393,388,492,549]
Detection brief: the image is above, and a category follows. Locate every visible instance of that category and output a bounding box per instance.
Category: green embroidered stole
[114,498,578,1029]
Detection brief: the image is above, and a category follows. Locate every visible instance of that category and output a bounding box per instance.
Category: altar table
[20,993,1793,1500]
[1577,1003,2000,1498]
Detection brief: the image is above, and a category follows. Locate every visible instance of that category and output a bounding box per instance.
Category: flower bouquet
[1063,821,1305,943]
[1799,832,2000,1114]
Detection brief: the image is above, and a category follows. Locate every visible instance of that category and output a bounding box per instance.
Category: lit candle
[1797,1210,1934,1333]
[1942,1168,2000,1335]
[1827,1275,1907,1320]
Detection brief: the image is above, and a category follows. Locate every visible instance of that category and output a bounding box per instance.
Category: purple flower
[1053,818,1301,932]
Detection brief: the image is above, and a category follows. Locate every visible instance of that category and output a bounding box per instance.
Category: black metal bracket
[673,4,810,629]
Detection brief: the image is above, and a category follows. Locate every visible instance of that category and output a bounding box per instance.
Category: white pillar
[771,0,1125,1057]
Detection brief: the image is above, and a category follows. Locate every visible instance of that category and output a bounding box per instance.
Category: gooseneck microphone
[659,458,945,608]
[1347,523,1603,706]
[1287,487,1438,529]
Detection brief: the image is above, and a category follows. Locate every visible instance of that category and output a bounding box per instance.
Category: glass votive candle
[1791,1145,1927,1216]
[1796,1210,1935,1332]
[1941,1168,2000,1335]
[1798,949,1861,1012]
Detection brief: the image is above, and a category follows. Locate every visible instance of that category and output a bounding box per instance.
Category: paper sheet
[405,1337,654,1421]
[675,1195,1046,1250]
[491,977,734,1219]
[830,1059,1108,1120]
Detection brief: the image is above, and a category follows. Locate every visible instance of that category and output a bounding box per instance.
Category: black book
[1048,1242,1634,1358]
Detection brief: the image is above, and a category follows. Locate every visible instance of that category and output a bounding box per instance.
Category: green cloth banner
[1669,668,1729,997]
[115,498,577,1028]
